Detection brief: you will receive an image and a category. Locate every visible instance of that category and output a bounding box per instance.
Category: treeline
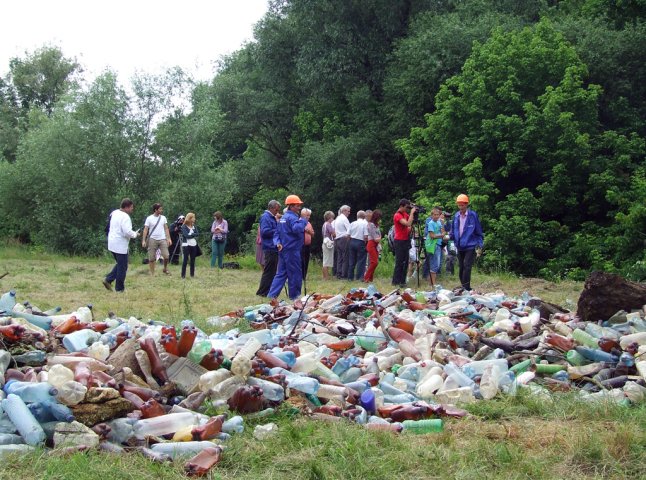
[0,0,645,280]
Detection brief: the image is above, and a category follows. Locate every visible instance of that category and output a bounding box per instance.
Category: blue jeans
[211,239,226,268]
[347,238,367,280]
[106,252,129,292]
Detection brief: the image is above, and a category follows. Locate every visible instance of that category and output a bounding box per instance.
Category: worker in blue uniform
[268,194,308,302]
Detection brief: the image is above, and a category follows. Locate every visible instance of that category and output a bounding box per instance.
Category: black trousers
[458,248,476,290]
[392,238,410,286]
[256,249,278,296]
[301,244,311,281]
[181,245,197,278]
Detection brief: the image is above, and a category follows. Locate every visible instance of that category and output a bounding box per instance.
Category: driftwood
[576,271,646,322]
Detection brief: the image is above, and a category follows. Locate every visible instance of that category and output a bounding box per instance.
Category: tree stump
[576,271,646,322]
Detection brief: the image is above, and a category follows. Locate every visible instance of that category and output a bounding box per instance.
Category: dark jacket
[180,224,200,241]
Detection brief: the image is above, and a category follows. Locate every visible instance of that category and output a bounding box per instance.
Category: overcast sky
[0,0,269,82]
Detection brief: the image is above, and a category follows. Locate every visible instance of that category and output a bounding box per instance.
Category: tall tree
[8,46,81,116]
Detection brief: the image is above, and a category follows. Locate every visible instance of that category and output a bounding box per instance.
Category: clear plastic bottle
[222,415,244,434]
[198,369,232,393]
[56,380,87,406]
[133,412,197,438]
[150,441,217,459]
[247,377,285,402]
[443,363,475,388]
[0,291,17,313]
[479,364,501,400]
[230,338,261,377]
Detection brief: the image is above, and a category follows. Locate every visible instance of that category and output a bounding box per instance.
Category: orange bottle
[191,415,225,441]
[388,327,415,344]
[184,446,223,476]
[177,326,197,357]
[139,337,170,384]
[140,399,166,419]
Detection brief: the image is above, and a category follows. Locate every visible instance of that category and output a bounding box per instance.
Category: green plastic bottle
[566,350,589,366]
[510,359,531,374]
[187,340,212,365]
[534,363,565,374]
[402,419,443,434]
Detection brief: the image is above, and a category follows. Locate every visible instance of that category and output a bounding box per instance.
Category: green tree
[8,45,81,115]
[400,20,645,276]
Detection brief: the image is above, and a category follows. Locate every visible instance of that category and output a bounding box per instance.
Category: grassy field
[1,246,644,480]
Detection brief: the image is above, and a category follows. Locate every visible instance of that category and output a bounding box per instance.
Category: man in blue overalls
[268,194,307,304]
[450,194,484,292]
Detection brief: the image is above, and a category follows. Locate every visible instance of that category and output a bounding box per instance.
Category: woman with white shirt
[180,212,200,278]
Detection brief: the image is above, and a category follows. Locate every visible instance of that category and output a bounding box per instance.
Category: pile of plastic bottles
[1,285,645,472]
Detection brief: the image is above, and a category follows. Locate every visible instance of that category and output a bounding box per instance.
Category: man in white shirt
[142,203,172,276]
[103,198,140,292]
[333,205,351,279]
[347,210,369,280]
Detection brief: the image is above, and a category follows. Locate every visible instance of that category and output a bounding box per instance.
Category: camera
[410,203,426,222]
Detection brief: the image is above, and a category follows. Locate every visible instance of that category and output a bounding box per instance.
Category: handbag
[143,216,162,248]
[323,237,334,249]
[195,244,203,257]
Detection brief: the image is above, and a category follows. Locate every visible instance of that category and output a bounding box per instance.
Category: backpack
[387,225,395,253]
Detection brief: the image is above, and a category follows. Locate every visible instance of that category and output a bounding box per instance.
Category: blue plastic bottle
[28,400,75,423]
[360,389,376,414]
[3,380,58,403]
[1,394,46,445]
[575,346,619,364]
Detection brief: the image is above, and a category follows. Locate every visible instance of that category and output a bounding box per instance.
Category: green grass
[1,246,643,479]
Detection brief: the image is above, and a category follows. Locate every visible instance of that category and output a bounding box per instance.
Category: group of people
[102,200,230,292]
[102,193,484,296]
[392,195,484,292]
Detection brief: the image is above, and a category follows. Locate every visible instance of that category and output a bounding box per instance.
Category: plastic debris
[0,283,644,474]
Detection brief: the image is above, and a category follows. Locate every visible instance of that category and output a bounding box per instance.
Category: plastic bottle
[56,380,87,405]
[1,394,46,445]
[443,363,475,388]
[46,364,75,389]
[230,337,261,377]
[0,291,17,313]
[575,346,619,364]
[402,419,443,434]
[0,350,11,386]
[150,441,218,459]
[8,310,52,330]
[11,350,47,366]
[198,369,232,393]
[479,364,501,400]
[105,418,136,444]
[3,380,58,403]
[208,376,245,401]
[566,350,589,366]
[87,342,110,362]
[247,377,285,402]
[416,375,443,399]
[316,384,347,401]
[434,386,476,404]
[187,340,213,365]
[133,412,197,438]
[28,399,75,423]
[222,415,244,434]
[571,329,599,348]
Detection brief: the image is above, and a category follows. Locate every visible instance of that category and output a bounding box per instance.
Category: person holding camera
[142,203,172,276]
[449,194,484,291]
[103,198,140,292]
[391,198,417,287]
[168,215,185,265]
